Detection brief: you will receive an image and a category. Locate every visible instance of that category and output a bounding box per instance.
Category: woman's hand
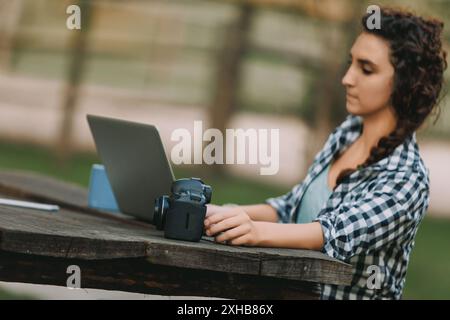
[203,204,229,236]
[205,204,229,218]
[204,207,262,246]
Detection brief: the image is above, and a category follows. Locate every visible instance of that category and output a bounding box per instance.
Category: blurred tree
[0,0,24,72]
[209,3,254,174]
[56,0,93,163]
[301,0,368,171]
[211,0,368,177]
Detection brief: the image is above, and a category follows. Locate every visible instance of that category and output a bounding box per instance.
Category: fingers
[203,208,255,246]
[205,204,231,218]
[204,208,241,228]
[215,224,250,243]
[229,234,251,246]
[205,214,244,236]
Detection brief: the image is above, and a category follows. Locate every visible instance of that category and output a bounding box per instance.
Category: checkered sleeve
[265,184,302,223]
[314,171,429,261]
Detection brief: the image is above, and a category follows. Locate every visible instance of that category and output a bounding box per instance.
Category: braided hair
[335,7,448,187]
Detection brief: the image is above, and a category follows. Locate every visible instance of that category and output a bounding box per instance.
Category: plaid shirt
[266,114,430,300]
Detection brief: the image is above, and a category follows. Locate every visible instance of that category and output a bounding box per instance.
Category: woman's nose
[341,67,355,87]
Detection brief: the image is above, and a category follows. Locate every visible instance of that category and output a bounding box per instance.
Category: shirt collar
[329,115,421,173]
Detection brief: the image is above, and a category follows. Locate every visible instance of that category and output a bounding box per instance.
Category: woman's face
[342,32,395,117]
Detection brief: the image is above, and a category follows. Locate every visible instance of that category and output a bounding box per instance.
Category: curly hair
[336,6,448,187]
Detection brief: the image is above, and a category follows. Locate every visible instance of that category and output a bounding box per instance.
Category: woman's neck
[357,106,398,156]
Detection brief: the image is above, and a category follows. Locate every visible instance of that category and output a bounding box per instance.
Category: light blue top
[296,163,332,224]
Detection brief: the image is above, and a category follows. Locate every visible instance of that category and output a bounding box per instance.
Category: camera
[153,178,212,242]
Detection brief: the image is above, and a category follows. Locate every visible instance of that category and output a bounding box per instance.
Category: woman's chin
[346,101,361,114]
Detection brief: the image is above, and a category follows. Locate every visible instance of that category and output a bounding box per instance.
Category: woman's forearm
[256,221,324,250]
[240,204,279,222]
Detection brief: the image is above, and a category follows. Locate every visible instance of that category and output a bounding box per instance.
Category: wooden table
[0,170,352,299]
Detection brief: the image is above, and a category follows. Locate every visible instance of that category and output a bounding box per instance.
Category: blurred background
[0,0,449,299]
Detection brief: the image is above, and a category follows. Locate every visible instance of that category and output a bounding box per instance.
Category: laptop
[87,114,175,222]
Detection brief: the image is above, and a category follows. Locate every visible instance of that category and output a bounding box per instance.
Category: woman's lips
[346,93,358,100]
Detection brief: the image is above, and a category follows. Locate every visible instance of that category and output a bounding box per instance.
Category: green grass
[403,217,450,299]
[0,141,100,187]
[0,140,449,299]
[0,287,36,300]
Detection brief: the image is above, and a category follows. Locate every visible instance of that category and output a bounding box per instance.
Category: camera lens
[153,196,169,230]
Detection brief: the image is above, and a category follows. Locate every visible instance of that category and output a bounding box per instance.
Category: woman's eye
[362,67,373,75]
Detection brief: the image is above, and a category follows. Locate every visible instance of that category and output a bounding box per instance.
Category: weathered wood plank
[0,170,146,227]
[0,170,353,286]
[0,201,261,273]
[0,251,321,299]
[0,201,351,285]
[0,171,88,208]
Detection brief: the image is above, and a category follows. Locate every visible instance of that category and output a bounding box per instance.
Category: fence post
[209,3,254,174]
[0,0,24,72]
[56,0,93,163]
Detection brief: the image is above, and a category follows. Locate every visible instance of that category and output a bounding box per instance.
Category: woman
[204,7,447,299]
